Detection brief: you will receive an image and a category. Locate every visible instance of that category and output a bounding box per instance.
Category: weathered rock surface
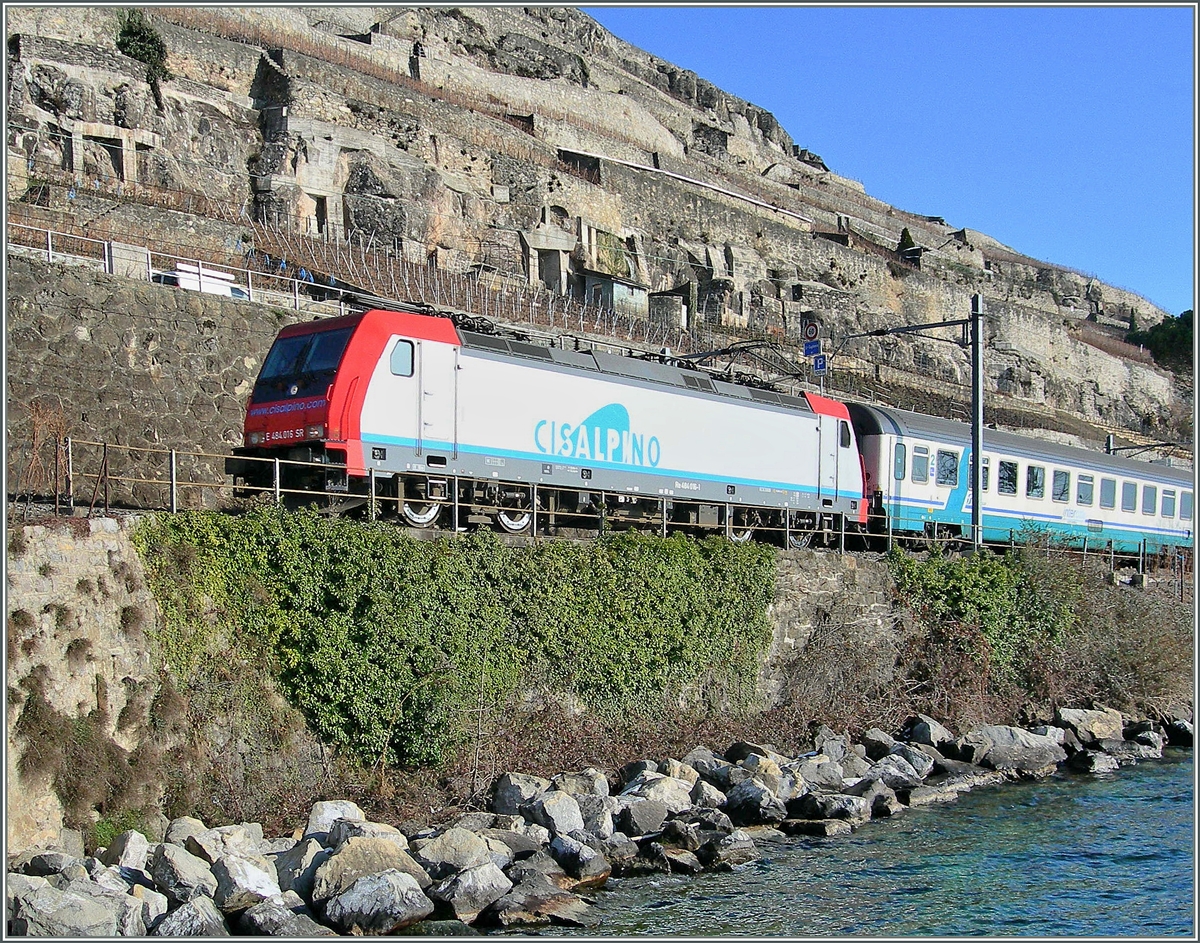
[323,869,435,934]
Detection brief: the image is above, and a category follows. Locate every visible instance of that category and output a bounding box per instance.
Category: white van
[152,262,250,300]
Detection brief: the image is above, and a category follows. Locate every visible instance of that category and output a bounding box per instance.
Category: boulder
[614,798,668,836]
[861,727,898,760]
[1165,719,1194,747]
[523,790,586,836]
[1056,706,1124,746]
[1067,750,1121,774]
[429,862,514,923]
[10,850,85,878]
[522,823,552,845]
[721,778,786,826]
[690,779,727,809]
[844,778,904,817]
[491,772,552,815]
[660,819,703,851]
[574,794,617,839]
[305,800,365,844]
[479,836,516,871]
[151,895,230,936]
[323,869,435,934]
[618,759,659,785]
[956,725,1067,776]
[480,874,600,929]
[796,757,845,791]
[212,854,283,912]
[787,792,869,824]
[677,808,735,834]
[619,772,695,814]
[681,746,732,784]
[662,847,704,874]
[547,835,611,890]
[328,819,409,852]
[481,828,544,862]
[504,850,573,890]
[1128,728,1166,752]
[311,836,432,905]
[186,823,265,864]
[131,881,171,930]
[741,753,785,793]
[164,816,207,848]
[780,819,854,838]
[724,741,772,764]
[1096,738,1163,763]
[238,891,337,936]
[862,754,925,791]
[659,758,700,785]
[450,812,496,833]
[904,714,957,751]
[551,767,610,797]
[840,753,873,779]
[55,878,148,936]
[889,743,935,779]
[411,827,493,880]
[271,836,332,899]
[100,830,151,871]
[813,725,849,761]
[596,834,641,876]
[147,842,218,906]
[695,829,759,870]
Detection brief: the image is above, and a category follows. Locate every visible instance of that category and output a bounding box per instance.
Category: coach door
[416,340,458,457]
[818,415,839,505]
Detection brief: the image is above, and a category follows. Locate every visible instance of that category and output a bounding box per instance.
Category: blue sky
[581,5,1196,317]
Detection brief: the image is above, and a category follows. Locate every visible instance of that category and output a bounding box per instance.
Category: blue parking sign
[803,339,821,357]
[813,353,828,375]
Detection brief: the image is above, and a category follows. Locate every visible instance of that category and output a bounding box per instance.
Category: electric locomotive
[226,308,867,545]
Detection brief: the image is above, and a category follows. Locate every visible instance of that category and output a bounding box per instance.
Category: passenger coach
[849,403,1193,553]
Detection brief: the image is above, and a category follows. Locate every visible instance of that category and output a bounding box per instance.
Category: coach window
[1162,490,1177,519]
[1099,478,1117,509]
[1121,481,1138,512]
[1026,465,1045,499]
[969,455,990,491]
[390,339,414,377]
[998,460,1018,495]
[1142,484,1157,516]
[893,443,907,481]
[1181,491,1193,521]
[840,420,852,448]
[1077,474,1094,506]
[935,450,959,486]
[1052,470,1070,503]
[912,447,930,484]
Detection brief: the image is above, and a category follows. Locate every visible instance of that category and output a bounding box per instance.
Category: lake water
[557,750,1194,937]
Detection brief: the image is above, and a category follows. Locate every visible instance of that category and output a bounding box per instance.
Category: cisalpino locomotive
[227,308,1194,555]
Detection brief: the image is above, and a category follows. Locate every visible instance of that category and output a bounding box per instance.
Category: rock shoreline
[7,705,1193,937]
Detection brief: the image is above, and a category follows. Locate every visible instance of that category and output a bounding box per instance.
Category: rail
[6,436,1192,603]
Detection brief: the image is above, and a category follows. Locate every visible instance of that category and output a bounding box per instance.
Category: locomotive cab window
[1099,478,1117,509]
[1077,474,1094,506]
[935,450,959,486]
[390,339,414,377]
[1052,470,1070,503]
[1181,491,1193,521]
[912,447,930,484]
[840,420,852,449]
[1121,481,1138,512]
[1026,465,1045,499]
[1142,484,1157,516]
[893,443,907,481]
[252,326,354,404]
[1162,490,1177,518]
[998,460,1018,495]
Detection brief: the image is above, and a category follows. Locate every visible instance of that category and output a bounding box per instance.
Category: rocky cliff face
[4,5,1188,445]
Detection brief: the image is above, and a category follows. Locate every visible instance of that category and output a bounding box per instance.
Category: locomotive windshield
[251,326,354,404]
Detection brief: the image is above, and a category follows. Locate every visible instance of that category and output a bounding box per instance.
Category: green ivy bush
[132,508,776,771]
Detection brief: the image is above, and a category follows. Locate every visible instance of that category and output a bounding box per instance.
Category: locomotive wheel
[402,501,442,527]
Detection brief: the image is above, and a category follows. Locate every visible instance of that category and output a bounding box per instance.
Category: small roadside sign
[801,320,820,342]
[813,354,828,375]
[803,339,821,358]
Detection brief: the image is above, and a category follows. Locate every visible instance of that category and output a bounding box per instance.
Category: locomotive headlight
[247,431,263,446]
[306,423,326,439]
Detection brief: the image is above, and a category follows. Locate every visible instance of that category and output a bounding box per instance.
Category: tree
[1128,309,1193,375]
[116,9,173,110]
